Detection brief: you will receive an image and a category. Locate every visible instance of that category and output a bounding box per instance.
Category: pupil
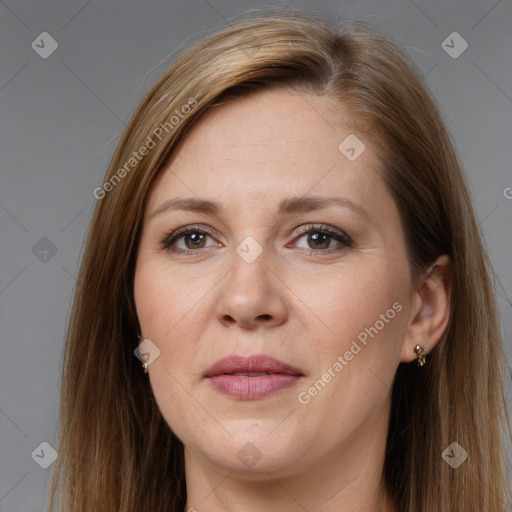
[309,232,328,249]
[187,233,204,248]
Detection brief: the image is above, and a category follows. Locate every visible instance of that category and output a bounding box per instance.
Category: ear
[400,255,452,363]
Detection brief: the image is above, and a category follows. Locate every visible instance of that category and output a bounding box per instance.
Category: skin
[134,88,451,512]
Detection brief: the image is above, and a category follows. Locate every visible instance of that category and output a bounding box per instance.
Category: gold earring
[414,345,426,366]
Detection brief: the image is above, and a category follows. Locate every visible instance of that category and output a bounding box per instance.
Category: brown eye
[180,232,207,249]
[161,225,218,253]
[292,224,353,255]
[305,232,331,249]
[161,223,352,256]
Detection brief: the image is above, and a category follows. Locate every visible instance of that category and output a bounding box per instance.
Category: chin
[190,424,304,475]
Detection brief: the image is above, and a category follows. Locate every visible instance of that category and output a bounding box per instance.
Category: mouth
[204,354,305,400]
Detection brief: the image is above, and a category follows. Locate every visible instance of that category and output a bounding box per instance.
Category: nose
[215,245,288,330]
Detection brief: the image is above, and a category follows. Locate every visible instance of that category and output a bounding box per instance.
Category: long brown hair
[48,9,512,511]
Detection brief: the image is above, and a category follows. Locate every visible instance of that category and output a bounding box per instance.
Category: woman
[48,9,512,512]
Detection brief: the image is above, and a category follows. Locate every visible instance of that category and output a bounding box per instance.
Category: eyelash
[159,223,353,256]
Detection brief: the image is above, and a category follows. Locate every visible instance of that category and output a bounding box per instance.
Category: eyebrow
[150,195,371,222]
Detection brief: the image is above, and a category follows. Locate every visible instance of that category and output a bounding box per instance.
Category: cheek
[299,266,403,347]
[133,258,213,375]
[291,272,405,442]
[296,266,406,400]
[135,257,198,331]
[134,261,211,438]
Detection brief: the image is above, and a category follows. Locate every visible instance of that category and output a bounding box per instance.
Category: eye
[160,223,353,256]
[290,224,353,255]
[160,224,219,253]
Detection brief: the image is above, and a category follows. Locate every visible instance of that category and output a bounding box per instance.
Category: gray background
[0,0,511,510]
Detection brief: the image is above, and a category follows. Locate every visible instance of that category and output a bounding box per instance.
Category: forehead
[146,88,397,229]
[172,88,361,169]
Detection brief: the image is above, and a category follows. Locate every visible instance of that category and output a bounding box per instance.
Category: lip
[204,354,305,400]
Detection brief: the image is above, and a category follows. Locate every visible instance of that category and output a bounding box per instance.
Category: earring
[136,331,149,374]
[414,344,427,366]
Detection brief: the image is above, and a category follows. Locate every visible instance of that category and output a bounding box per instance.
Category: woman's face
[134,88,416,477]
